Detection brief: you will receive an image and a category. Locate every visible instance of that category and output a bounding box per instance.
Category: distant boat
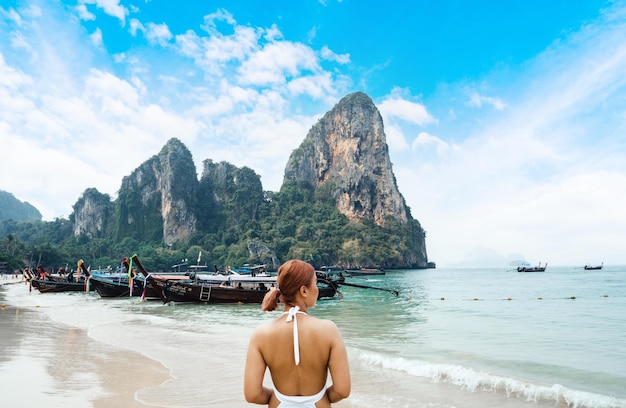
[517,262,547,273]
[344,267,386,277]
[584,262,603,270]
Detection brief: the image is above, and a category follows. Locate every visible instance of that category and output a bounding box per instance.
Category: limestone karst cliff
[71,188,113,238]
[115,138,197,245]
[284,92,409,226]
[198,160,264,233]
[283,92,428,267]
[65,92,431,269]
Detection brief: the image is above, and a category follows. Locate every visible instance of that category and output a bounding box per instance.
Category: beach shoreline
[0,297,550,408]
[0,285,171,408]
[2,280,622,408]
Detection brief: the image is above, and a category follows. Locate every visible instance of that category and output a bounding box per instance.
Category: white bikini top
[282,306,307,365]
[276,306,328,407]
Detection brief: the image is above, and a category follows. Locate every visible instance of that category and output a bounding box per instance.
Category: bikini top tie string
[283,305,307,365]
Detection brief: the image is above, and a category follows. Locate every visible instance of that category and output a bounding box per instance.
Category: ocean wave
[355,349,626,408]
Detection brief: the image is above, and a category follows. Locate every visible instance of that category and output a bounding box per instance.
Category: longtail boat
[344,267,386,277]
[584,262,603,270]
[130,254,340,304]
[517,262,547,272]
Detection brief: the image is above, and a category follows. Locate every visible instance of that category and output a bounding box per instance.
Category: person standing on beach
[244,260,351,407]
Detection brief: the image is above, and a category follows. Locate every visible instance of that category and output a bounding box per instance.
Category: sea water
[2,265,625,407]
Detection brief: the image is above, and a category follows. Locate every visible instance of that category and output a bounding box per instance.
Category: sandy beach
[0,300,543,408]
[1,280,171,408]
[0,278,606,408]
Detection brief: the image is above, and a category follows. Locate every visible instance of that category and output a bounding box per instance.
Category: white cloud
[1,6,23,25]
[287,73,334,98]
[264,23,283,42]
[201,8,237,35]
[378,96,437,125]
[145,22,173,46]
[411,132,450,156]
[79,0,128,25]
[383,123,410,152]
[129,18,145,36]
[467,91,507,110]
[75,4,95,21]
[90,28,103,47]
[175,25,260,76]
[0,53,31,88]
[320,45,350,64]
[237,41,320,86]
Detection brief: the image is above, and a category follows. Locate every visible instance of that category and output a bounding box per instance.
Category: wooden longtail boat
[584,262,603,270]
[344,267,385,277]
[517,263,547,272]
[146,276,340,304]
[30,279,91,293]
[89,275,152,297]
[79,259,156,298]
[23,266,93,293]
[130,254,340,304]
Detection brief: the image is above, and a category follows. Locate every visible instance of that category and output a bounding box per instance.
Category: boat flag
[128,256,134,297]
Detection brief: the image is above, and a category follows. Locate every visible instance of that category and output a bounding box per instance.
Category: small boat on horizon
[517,262,547,273]
[584,262,603,270]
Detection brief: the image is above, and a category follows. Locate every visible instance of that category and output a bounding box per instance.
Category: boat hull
[89,276,158,298]
[517,267,546,272]
[149,277,339,304]
[148,278,268,303]
[345,269,386,276]
[31,279,92,293]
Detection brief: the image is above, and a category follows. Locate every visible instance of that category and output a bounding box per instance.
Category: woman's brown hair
[261,260,315,311]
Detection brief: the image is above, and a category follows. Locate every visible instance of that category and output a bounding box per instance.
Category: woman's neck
[283,303,307,313]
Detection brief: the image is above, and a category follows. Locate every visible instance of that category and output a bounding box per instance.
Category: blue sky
[1,0,625,267]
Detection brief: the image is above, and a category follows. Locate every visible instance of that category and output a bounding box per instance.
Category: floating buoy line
[428,294,617,301]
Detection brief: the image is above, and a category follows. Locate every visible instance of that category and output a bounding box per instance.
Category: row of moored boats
[21,256,391,303]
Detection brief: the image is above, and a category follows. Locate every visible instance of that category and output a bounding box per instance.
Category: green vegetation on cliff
[0,191,42,222]
[0,174,426,272]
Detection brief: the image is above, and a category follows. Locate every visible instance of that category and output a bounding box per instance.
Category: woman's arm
[325,322,351,403]
[244,334,273,405]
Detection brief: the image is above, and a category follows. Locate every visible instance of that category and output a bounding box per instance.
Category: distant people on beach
[244,259,351,407]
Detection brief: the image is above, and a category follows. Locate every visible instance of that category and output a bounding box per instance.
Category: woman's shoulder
[306,315,340,332]
[251,318,277,337]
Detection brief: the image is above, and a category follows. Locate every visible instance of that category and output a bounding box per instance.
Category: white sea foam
[355,349,626,408]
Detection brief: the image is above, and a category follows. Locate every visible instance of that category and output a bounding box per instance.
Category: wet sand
[0,284,170,408]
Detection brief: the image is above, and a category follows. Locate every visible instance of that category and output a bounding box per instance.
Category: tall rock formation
[198,160,265,233]
[72,188,113,238]
[115,138,197,245]
[283,92,429,268]
[284,92,409,226]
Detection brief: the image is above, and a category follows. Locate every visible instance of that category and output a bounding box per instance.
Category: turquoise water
[2,265,625,407]
[319,266,626,403]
